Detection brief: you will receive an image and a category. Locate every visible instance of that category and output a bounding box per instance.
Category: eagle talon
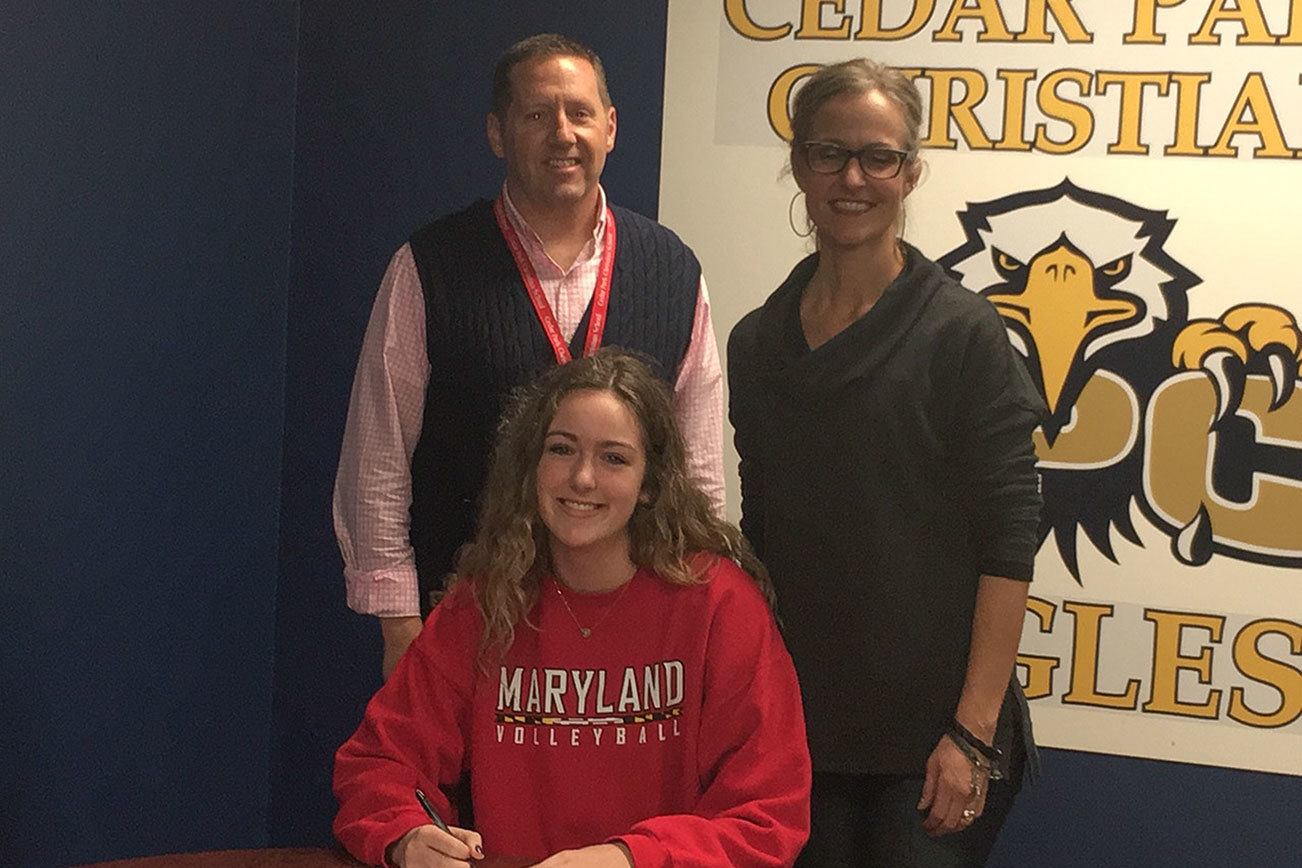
[1263,345,1299,410]
[1202,350,1245,423]
[1173,305,1302,421]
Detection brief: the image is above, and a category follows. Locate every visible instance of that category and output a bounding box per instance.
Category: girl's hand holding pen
[387,823,485,867]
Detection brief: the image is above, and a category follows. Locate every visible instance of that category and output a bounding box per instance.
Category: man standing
[333,34,725,677]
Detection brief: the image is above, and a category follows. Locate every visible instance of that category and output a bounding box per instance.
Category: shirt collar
[499,182,608,253]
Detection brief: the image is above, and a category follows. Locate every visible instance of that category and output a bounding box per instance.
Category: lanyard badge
[493,196,617,364]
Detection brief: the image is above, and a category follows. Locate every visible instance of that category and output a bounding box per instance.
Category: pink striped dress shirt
[333,187,725,617]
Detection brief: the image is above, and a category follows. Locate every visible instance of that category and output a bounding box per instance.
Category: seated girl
[333,349,811,868]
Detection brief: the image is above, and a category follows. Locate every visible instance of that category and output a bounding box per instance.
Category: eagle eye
[993,248,1024,276]
[1101,254,1132,278]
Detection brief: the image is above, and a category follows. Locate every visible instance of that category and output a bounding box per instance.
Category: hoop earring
[788,191,814,238]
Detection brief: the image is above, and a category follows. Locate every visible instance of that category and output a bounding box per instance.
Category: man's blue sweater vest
[406,198,700,610]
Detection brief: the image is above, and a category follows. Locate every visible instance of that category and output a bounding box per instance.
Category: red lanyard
[492,196,617,364]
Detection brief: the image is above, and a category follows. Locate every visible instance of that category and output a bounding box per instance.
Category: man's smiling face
[488,54,617,219]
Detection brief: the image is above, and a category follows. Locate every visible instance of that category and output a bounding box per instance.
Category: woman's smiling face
[794,88,920,251]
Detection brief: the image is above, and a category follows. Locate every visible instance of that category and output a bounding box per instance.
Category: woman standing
[728,60,1044,866]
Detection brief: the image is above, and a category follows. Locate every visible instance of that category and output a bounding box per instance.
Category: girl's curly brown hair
[449,348,771,658]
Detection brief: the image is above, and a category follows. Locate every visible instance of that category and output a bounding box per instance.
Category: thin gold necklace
[551,574,634,638]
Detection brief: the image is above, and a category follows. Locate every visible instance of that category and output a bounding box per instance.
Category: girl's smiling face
[536,388,646,563]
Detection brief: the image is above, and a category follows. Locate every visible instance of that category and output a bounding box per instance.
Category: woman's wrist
[953,702,999,743]
[946,720,1003,780]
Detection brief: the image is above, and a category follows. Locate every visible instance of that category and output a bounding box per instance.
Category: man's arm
[672,276,726,516]
[379,616,425,681]
[333,244,430,675]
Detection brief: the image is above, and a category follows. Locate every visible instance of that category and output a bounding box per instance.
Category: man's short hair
[490,33,611,116]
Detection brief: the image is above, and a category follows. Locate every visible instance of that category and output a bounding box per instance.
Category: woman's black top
[728,244,1046,775]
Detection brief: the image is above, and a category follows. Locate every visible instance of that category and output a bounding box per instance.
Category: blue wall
[4,1,1297,865]
[996,751,1299,865]
[0,3,298,866]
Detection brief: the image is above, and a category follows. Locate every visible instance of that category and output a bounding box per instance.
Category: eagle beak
[987,243,1139,415]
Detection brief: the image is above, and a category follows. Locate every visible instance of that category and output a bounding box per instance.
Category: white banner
[661,0,1301,775]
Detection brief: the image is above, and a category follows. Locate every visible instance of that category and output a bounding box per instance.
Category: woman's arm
[957,575,1031,743]
[919,574,1029,835]
[921,300,1044,835]
[727,314,767,558]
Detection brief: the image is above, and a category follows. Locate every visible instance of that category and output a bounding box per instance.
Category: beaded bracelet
[947,720,1005,780]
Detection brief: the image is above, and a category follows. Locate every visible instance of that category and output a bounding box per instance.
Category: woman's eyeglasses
[799,141,914,179]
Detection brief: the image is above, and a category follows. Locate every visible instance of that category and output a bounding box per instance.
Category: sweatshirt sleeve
[332,590,480,865]
[614,565,811,867]
[948,301,1047,581]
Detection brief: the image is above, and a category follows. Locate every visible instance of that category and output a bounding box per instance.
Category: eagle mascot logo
[939,179,1302,580]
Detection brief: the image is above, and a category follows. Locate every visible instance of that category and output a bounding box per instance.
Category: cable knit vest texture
[406,199,699,611]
